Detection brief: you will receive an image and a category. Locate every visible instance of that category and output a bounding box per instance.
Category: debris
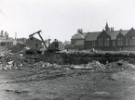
[90,48,97,53]
[85,60,105,70]
[117,60,127,66]
[5,89,29,94]
[70,65,84,69]
[7,61,13,65]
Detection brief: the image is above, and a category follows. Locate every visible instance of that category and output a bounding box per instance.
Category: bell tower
[105,22,110,32]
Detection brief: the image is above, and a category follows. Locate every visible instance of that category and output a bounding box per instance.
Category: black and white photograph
[0,0,135,100]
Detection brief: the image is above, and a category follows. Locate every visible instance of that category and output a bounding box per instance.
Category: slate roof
[108,30,129,40]
[120,30,129,35]
[125,28,135,37]
[108,31,119,40]
[82,33,88,37]
[85,30,129,41]
[85,32,101,41]
[72,28,132,42]
[71,33,87,39]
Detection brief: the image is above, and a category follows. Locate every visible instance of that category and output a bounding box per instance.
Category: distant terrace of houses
[0,30,14,47]
[70,23,135,51]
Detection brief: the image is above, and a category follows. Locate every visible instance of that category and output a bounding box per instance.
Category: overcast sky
[0,0,135,42]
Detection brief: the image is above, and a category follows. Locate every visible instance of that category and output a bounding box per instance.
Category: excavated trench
[33,52,135,65]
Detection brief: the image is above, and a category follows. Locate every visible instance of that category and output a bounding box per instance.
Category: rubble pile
[0,54,36,70]
[116,60,128,66]
[0,51,135,73]
[0,53,67,70]
[70,65,85,69]
[85,60,105,70]
[106,60,135,72]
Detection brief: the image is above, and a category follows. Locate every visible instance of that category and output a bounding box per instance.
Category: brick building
[71,23,135,51]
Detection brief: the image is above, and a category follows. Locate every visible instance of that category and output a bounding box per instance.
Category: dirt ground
[0,67,135,100]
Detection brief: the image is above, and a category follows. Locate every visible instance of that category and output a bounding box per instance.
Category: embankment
[37,52,135,65]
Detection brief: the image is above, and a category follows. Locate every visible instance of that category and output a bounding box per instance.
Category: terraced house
[71,23,135,50]
[0,30,14,48]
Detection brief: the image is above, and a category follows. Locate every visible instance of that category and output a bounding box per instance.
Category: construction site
[0,30,134,100]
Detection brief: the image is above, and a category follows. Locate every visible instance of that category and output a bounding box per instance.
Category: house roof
[107,31,119,40]
[72,28,131,41]
[120,30,129,35]
[125,28,135,37]
[71,33,87,39]
[82,33,88,37]
[108,30,129,40]
[85,32,100,41]
[84,30,129,41]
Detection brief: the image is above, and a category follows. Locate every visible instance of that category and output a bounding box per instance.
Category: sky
[0,0,135,42]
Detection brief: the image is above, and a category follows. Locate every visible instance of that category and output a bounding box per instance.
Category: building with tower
[70,23,135,51]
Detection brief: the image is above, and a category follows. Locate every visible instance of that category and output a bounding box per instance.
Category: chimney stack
[77,29,83,34]
[111,27,114,32]
[1,30,3,37]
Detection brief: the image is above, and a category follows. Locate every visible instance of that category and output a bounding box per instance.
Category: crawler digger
[26,30,64,54]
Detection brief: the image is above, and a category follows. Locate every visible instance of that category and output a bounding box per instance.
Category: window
[112,41,115,46]
[126,38,128,45]
[129,37,135,46]
[1,42,5,46]
[118,37,123,46]
[133,40,135,45]
[130,39,133,46]
[99,38,103,46]
[93,41,95,46]
[92,41,95,47]
[118,38,120,46]
[105,38,109,46]
[130,39,135,46]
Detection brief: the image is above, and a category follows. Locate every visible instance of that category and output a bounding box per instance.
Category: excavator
[27,30,64,54]
[29,30,47,50]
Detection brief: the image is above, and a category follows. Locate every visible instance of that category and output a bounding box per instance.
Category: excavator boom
[29,30,47,50]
